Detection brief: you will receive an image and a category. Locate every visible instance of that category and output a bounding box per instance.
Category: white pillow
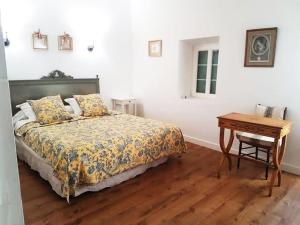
[12,110,28,126]
[255,104,285,120]
[64,98,82,116]
[16,102,37,121]
[64,105,74,114]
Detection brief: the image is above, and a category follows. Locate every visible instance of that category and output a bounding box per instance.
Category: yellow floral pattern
[74,94,108,117]
[16,114,186,198]
[30,95,73,125]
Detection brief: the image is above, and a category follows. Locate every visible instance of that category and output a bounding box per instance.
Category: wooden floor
[19,143,300,225]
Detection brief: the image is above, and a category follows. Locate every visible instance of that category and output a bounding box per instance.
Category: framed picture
[244,27,277,67]
[32,30,48,50]
[148,40,162,57]
[58,32,73,51]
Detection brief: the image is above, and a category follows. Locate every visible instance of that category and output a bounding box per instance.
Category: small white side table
[112,97,137,116]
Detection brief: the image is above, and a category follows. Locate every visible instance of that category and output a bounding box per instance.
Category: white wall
[2,0,300,174]
[130,0,300,174]
[1,0,133,106]
[0,16,24,225]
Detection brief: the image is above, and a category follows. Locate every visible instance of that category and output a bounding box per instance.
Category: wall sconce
[4,32,10,47]
[87,41,94,52]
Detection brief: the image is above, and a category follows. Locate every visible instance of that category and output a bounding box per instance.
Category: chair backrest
[256,104,287,120]
[283,107,288,120]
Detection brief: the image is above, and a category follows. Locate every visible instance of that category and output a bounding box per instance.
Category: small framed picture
[244,27,277,67]
[148,40,162,57]
[58,33,73,51]
[32,30,48,50]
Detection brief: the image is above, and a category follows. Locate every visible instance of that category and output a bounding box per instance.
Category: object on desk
[236,104,287,180]
[217,112,292,197]
[112,97,137,116]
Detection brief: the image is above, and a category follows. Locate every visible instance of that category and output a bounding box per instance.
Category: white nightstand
[112,97,137,116]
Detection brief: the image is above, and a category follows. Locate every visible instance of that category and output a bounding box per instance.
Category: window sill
[181,94,216,100]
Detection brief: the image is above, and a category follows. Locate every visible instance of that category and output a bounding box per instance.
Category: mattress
[16,136,168,198]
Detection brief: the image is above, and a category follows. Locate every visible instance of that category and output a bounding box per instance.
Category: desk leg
[269,138,281,196]
[277,135,287,187]
[217,127,234,178]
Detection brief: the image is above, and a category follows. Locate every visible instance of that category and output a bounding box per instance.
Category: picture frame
[244,27,277,67]
[32,30,48,50]
[58,32,73,51]
[148,40,162,57]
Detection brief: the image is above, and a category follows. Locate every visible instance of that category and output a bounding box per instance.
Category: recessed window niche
[178,36,220,98]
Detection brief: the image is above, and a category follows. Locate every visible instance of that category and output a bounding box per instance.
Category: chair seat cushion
[236,132,274,148]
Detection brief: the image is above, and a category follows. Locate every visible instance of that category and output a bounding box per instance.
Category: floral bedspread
[16,114,186,198]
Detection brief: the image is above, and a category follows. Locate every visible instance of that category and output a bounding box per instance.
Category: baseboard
[183,134,239,153]
[281,163,300,175]
[183,134,300,176]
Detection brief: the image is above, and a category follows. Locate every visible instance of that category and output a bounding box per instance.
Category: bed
[9,71,186,201]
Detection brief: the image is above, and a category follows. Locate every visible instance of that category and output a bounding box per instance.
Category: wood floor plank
[19,143,300,225]
[52,150,216,225]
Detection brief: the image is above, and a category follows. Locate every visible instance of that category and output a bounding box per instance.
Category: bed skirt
[15,136,168,198]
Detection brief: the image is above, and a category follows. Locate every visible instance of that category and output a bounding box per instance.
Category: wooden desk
[217,112,292,196]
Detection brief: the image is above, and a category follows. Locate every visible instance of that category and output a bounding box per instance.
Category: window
[193,49,219,96]
[196,51,208,93]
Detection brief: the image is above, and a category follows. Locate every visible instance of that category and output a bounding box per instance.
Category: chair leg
[237,141,242,169]
[266,149,270,180]
[255,147,259,160]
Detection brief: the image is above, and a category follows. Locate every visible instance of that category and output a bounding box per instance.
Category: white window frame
[192,45,219,98]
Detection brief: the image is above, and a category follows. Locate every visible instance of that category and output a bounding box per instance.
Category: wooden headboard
[9,70,100,115]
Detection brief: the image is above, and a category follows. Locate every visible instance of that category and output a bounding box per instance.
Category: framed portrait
[58,33,73,51]
[32,30,48,50]
[148,40,162,57]
[244,27,277,67]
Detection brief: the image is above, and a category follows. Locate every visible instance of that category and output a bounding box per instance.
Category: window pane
[196,80,206,93]
[197,65,207,79]
[211,65,218,80]
[212,50,219,64]
[210,80,216,94]
[210,50,219,94]
[198,51,208,65]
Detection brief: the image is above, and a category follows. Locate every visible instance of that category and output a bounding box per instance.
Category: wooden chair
[236,104,287,180]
